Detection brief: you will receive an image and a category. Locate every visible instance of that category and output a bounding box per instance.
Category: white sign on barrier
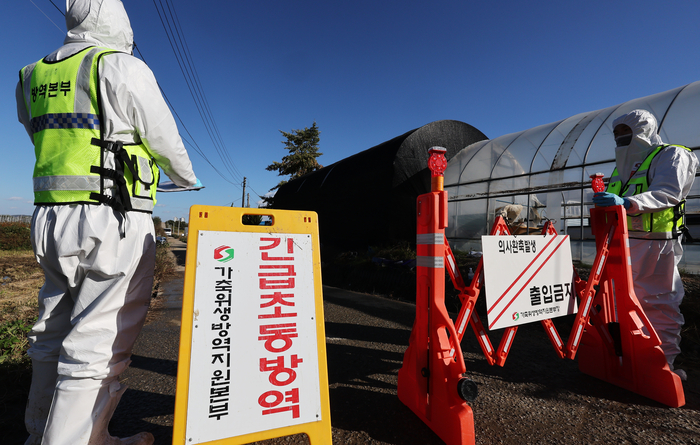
[482,235,577,330]
[185,230,322,444]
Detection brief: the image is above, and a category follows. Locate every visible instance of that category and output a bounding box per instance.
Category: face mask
[615,138,653,181]
[615,134,633,147]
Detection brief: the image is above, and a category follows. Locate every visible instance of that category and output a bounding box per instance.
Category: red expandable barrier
[446,218,512,366]
[448,218,566,366]
[398,148,476,445]
[571,205,685,407]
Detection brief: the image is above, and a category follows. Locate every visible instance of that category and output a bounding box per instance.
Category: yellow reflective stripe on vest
[33,175,100,192]
[19,62,37,118]
[131,197,155,212]
[74,48,104,113]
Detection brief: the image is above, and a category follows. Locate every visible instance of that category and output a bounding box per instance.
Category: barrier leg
[398,148,475,445]
[574,205,685,407]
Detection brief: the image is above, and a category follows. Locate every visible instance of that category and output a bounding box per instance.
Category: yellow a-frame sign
[173,205,332,444]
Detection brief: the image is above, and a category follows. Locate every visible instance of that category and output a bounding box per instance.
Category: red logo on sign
[214,245,234,263]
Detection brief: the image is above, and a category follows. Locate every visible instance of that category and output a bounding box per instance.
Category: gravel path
[109,239,700,445]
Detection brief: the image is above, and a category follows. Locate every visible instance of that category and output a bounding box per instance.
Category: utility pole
[246,193,250,208]
[242,177,247,208]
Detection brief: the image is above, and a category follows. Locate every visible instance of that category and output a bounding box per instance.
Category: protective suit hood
[612,109,664,150]
[612,109,665,181]
[64,0,133,54]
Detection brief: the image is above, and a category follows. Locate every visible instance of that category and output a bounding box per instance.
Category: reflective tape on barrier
[458,308,470,335]
[416,233,444,245]
[417,256,444,269]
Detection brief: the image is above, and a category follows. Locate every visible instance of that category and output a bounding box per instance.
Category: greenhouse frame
[444,81,700,270]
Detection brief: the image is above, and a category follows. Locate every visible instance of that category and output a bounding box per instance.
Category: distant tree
[152,216,164,236]
[264,122,322,206]
[242,214,263,226]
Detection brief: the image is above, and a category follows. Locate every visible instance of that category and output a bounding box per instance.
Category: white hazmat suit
[600,109,698,375]
[16,0,197,443]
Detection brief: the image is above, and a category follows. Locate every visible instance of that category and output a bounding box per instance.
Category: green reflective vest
[19,47,159,213]
[606,144,691,239]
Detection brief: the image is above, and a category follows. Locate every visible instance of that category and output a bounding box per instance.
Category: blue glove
[194,178,203,188]
[593,192,630,208]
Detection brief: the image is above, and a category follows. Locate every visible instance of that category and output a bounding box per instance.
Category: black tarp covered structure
[271,120,487,249]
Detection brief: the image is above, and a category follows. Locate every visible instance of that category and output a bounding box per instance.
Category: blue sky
[3,1,700,222]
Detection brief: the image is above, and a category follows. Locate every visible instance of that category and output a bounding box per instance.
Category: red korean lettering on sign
[257,237,301,419]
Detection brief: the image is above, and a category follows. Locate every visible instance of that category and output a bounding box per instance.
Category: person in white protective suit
[593,109,698,382]
[16,0,199,443]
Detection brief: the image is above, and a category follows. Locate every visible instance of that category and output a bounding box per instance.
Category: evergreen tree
[264,122,322,206]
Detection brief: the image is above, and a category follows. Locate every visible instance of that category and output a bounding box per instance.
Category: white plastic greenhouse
[444,81,700,270]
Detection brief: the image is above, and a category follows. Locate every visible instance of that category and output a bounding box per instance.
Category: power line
[152,1,228,172]
[150,0,266,201]
[134,45,241,189]
[47,0,62,15]
[165,1,244,182]
[30,0,63,33]
[152,0,244,184]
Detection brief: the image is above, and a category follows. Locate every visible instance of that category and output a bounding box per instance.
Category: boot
[88,381,154,445]
[42,377,154,445]
[24,359,59,445]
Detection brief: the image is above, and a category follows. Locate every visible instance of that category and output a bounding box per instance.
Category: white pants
[25,204,156,445]
[628,238,685,366]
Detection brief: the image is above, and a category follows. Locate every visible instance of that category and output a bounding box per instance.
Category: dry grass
[0,245,177,356]
[0,251,41,325]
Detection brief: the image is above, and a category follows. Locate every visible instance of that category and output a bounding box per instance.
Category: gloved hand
[194,178,203,188]
[593,192,630,208]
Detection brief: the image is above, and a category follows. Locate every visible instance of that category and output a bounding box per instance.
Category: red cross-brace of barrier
[443,189,684,407]
[445,217,567,367]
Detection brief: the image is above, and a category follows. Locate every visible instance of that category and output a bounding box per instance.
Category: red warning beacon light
[590,173,605,193]
[428,146,448,191]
